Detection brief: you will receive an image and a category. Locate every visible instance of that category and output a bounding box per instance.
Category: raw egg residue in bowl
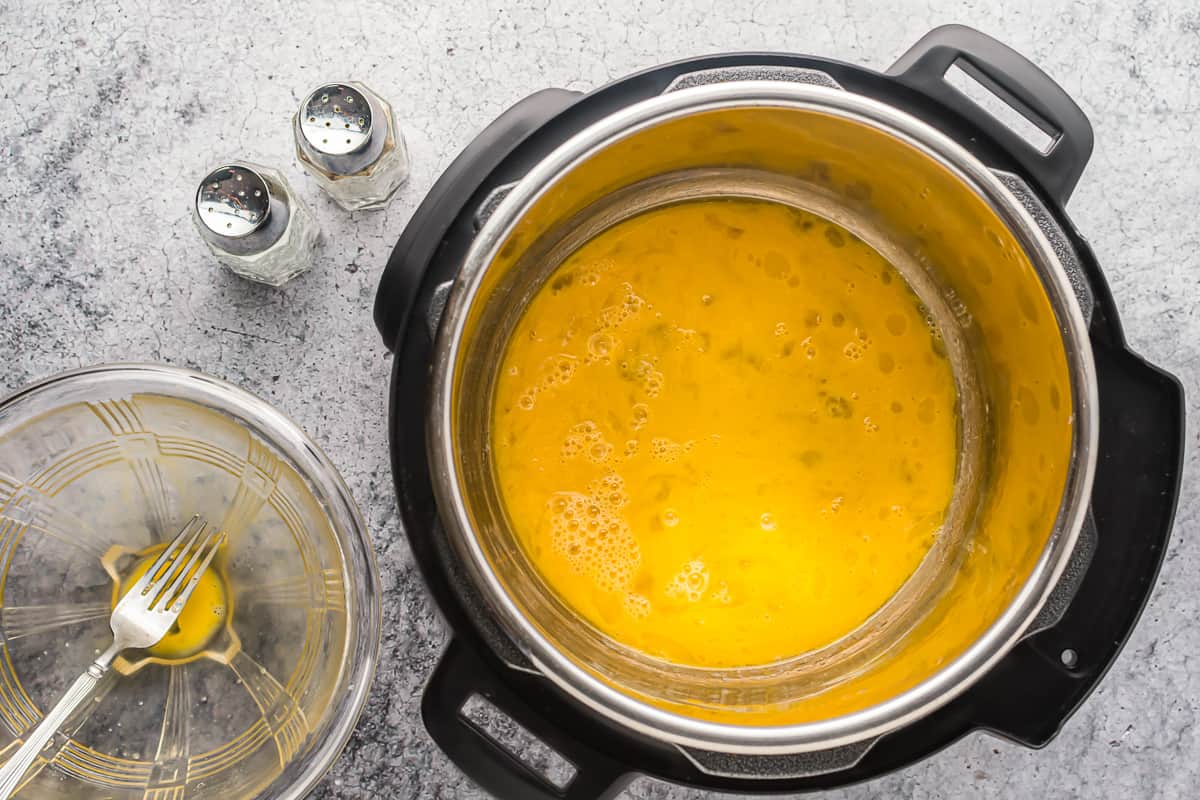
[117,547,229,660]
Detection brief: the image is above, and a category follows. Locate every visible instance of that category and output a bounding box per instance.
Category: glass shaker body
[193,162,321,286]
[294,81,410,212]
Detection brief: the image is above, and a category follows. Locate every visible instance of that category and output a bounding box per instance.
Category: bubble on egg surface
[598,282,648,329]
[587,473,628,510]
[561,419,611,461]
[623,592,652,619]
[666,559,710,602]
[535,353,578,392]
[919,308,942,341]
[799,336,817,360]
[554,355,577,379]
[711,582,732,604]
[621,359,664,398]
[547,491,640,592]
[824,395,852,418]
[631,403,649,430]
[650,437,685,462]
[547,474,641,593]
[588,442,613,463]
[587,332,615,362]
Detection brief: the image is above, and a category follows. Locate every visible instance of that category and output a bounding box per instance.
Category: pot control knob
[293,81,410,212]
[192,162,321,286]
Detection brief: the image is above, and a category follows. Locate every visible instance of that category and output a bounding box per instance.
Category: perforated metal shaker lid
[196,164,272,238]
[193,163,291,255]
[295,82,388,175]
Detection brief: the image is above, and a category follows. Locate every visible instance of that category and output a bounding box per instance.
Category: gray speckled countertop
[1,1,1197,797]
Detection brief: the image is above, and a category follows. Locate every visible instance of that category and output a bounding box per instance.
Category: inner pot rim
[428,81,1099,754]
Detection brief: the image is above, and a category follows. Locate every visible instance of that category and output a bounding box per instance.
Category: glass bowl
[0,364,380,798]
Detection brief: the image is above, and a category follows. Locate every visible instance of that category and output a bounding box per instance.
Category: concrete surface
[1,0,1197,797]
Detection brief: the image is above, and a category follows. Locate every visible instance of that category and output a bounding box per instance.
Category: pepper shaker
[192,162,321,286]
[293,81,410,211]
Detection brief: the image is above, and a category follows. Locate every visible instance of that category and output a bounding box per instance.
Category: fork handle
[0,659,110,798]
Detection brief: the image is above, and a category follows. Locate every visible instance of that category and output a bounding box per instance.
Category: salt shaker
[192,162,321,286]
[293,81,410,211]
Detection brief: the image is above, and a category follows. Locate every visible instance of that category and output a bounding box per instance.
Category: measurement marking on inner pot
[489,197,961,670]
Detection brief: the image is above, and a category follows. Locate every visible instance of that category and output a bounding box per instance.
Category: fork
[0,515,225,798]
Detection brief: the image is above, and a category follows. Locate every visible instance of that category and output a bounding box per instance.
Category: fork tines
[128,515,226,613]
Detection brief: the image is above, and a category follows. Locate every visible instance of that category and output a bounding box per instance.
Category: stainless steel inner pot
[428,81,1098,754]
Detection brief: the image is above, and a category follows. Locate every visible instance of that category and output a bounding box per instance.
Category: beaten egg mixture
[491,199,958,668]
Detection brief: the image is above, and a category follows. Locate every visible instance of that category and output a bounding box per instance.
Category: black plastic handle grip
[887,24,1094,205]
[974,343,1183,746]
[423,639,630,799]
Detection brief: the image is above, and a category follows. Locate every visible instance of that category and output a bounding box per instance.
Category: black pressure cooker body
[374,25,1184,799]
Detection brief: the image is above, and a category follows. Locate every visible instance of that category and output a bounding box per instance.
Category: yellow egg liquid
[491,199,959,668]
[118,550,229,660]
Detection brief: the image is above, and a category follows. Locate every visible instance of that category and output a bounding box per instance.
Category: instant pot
[374,25,1184,798]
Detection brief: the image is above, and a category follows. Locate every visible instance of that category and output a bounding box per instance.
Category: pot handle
[887,24,1094,205]
[423,639,632,800]
[975,348,1183,745]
